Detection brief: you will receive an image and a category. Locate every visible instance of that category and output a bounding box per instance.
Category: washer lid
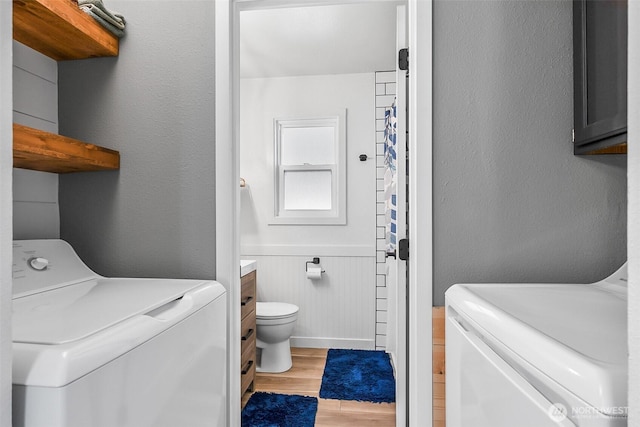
[256,302,299,318]
[13,279,225,388]
[13,278,209,345]
[447,282,627,414]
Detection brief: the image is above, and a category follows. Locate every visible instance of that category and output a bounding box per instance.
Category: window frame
[271,111,347,225]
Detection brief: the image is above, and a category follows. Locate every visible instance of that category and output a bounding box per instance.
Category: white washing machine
[446,263,627,427]
[12,239,227,427]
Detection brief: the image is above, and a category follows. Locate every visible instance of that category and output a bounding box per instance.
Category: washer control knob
[28,257,49,271]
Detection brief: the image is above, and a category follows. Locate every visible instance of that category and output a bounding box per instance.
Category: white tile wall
[374,71,396,350]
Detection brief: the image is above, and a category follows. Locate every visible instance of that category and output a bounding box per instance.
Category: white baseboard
[291,336,375,350]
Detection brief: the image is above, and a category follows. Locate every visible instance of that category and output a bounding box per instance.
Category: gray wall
[0,2,12,424]
[433,0,627,305]
[58,0,216,280]
[627,2,639,421]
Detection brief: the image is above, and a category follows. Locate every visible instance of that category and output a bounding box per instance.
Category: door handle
[386,251,396,259]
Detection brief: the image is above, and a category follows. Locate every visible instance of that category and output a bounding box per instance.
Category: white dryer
[12,239,227,427]
[446,263,627,427]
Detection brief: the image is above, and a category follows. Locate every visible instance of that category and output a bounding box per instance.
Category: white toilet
[255,302,299,373]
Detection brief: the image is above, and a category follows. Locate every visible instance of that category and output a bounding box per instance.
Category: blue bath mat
[319,349,395,403]
[241,392,318,427]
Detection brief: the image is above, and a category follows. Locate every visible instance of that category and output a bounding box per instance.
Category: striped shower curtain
[384,101,397,253]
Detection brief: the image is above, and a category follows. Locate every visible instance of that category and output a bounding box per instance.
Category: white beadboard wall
[375,70,397,349]
[12,41,60,240]
[245,255,376,349]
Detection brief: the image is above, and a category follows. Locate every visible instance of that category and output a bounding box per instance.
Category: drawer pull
[241,296,254,306]
[242,360,254,375]
[241,328,255,341]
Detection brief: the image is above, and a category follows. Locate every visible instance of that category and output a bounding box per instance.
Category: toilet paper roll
[306,266,322,280]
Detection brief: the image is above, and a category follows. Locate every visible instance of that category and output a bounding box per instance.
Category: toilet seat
[256,302,299,319]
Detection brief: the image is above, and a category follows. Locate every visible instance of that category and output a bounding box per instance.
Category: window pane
[283,170,332,210]
[281,126,335,165]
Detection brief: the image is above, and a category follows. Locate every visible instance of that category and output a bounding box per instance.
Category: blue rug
[319,349,396,403]
[241,392,318,427]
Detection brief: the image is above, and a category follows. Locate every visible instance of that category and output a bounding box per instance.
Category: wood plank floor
[433,307,446,427]
[242,348,396,427]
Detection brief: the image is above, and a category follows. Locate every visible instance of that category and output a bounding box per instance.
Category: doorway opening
[214,1,433,426]
[238,2,401,424]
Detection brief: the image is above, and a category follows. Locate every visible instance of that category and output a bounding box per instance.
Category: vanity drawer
[241,311,256,356]
[241,357,256,396]
[241,323,256,396]
[241,271,256,320]
[241,333,256,368]
[240,269,257,397]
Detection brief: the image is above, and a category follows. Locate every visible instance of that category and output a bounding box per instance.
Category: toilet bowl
[255,302,299,373]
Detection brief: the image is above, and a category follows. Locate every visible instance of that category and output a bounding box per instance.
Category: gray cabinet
[573,0,627,155]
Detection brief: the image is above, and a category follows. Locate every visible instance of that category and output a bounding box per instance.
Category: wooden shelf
[13,123,120,173]
[580,142,627,155]
[13,0,118,60]
[12,1,121,173]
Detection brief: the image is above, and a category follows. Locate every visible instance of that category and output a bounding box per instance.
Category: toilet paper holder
[305,257,325,273]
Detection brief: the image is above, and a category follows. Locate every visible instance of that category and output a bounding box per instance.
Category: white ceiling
[240,2,401,78]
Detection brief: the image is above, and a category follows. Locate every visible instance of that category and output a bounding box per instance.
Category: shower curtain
[384,100,398,359]
[384,101,397,254]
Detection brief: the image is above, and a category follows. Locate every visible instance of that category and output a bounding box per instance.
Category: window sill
[269,215,346,226]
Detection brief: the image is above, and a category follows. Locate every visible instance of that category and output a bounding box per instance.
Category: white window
[272,112,346,225]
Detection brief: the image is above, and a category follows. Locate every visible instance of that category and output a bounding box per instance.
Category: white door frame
[214,1,241,425]
[394,5,408,424]
[407,1,433,425]
[214,1,433,425]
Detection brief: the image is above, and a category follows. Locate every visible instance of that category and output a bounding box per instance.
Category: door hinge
[398,239,409,261]
[399,48,409,71]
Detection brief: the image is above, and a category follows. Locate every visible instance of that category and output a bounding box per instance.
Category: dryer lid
[447,281,627,415]
[13,278,209,345]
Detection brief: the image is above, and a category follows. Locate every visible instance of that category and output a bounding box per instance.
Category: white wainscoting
[243,254,376,350]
